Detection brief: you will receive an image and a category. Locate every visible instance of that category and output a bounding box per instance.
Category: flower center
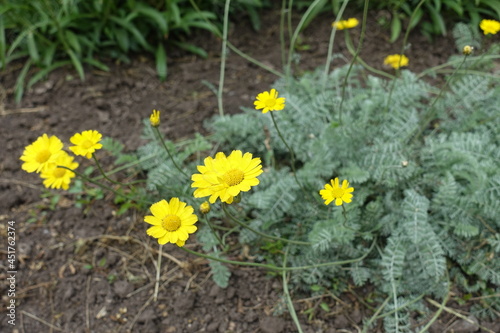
[331,187,345,198]
[53,168,66,178]
[82,140,94,149]
[222,169,244,186]
[36,150,51,163]
[264,98,276,108]
[162,215,181,232]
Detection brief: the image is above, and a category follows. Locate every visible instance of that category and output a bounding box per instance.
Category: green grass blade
[155,43,167,81]
[14,59,32,103]
[109,16,153,52]
[172,41,207,58]
[135,3,168,34]
[27,60,72,89]
[66,48,85,80]
[83,58,110,71]
[390,14,402,42]
[0,15,5,68]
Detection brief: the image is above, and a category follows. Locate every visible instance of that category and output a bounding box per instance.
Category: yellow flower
[191,150,263,204]
[332,18,359,30]
[199,201,211,214]
[144,198,198,247]
[319,178,354,206]
[254,89,286,114]
[480,19,500,35]
[462,45,473,55]
[41,152,79,190]
[20,134,64,173]
[383,54,409,69]
[150,109,161,127]
[69,130,103,159]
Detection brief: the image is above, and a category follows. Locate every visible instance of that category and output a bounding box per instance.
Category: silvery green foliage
[205,66,500,332]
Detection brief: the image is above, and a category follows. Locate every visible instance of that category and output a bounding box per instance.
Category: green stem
[152,126,188,178]
[270,112,307,196]
[337,0,369,125]
[92,154,122,185]
[57,165,151,205]
[411,55,469,143]
[217,0,231,117]
[344,35,395,79]
[222,203,311,246]
[282,246,304,333]
[383,0,427,113]
[153,244,162,302]
[322,0,350,90]
[180,237,376,272]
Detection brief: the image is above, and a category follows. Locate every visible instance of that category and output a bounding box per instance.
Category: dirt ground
[2,6,499,333]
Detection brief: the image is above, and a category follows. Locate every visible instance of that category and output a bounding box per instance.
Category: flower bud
[199,201,210,214]
[462,45,473,56]
[150,109,161,127]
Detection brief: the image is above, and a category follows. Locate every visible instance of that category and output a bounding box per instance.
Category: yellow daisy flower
[332,18,359,30]
[383,54,409,69]
[150,109,161,127]
[254,89,286,113]
[144,198,198,246]
[20,134,64,173]
[319,178,354,206]
[479,19,500,35]
[191,150,263,204]
[41,152,79,190]
[69,130,103,159]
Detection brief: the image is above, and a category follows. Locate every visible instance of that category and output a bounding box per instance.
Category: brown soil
[2,7,498,333]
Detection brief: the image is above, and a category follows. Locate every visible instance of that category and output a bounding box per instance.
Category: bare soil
[2,7,498,333]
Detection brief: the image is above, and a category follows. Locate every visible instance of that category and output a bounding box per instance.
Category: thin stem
[323,0,350,90]
[280,0,287,69]
[153,244,162,302]
[337,0,369,125]
[383,0,427,113]
[417,272,450,333]
[344,34,395,79]
[204,214,224,248]
[92,154,122,185]
[282,246,304,333]
[152,126,188,178]
[222,203,311,246]
[411,54,469,143]
[285,0,323,79]
[217,0,231,116]
[270,112,307,196]
[180,237,376,272]
[57,165,152,205]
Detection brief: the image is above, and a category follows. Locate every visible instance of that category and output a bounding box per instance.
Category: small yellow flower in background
[383,54,409,69]
[319,178,354,206]
[41,152,79,190]
[150,109,161,127]
[20,134,64,173]
[69,130,103,159]
[332,18,359,30]
[144,198,198,247]
[254,89,286,114]
[480,19,500,35]
[191,150,263,204]
[199,201,211,214]
[462,45,473,55]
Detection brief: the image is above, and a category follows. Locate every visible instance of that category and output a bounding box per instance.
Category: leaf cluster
[204,57,500,330]
[1,0,220,102]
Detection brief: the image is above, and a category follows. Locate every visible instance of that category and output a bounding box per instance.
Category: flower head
[480,19,500,35]
[254,89,286,114]
[69,130,103,159]
[20,134,64,173]
[319,178,354,206]
[191,150,263,204]
[144,198,198,247]
[462,45,473,55]
[150,109,161,127]
[332,18,359,30]
[41,152,79,190]
[383,54,409,69]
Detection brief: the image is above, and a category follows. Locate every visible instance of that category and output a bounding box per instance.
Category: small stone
[259,316,285,333]
[451,315,479,332]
